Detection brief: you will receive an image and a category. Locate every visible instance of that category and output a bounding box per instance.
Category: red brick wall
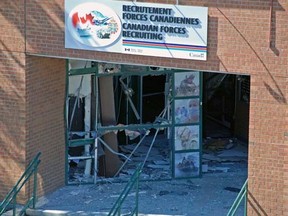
[26,56,66,197]
[0,0,66,202]
[0,0,287,214]
[0,0,26,201]
[25,0,287,73]
[0,51,26,200]
[25,0,288,215]
[0,0,25,52]
[0,54,66,201]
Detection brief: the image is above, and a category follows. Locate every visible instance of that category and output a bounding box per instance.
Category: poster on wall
[174,98,200,124]
[175,125,200,151]
[65,0,208,60]
[174,72,200,97]
[174,152,200,178]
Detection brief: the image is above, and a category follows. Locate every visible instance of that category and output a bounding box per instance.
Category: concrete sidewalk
[30,162,247,216]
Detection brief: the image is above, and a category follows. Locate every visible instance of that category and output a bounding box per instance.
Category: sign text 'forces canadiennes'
[65,0,208,60]
[122,5,200,41]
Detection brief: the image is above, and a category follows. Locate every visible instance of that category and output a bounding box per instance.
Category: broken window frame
[65,60,98,185]
[65,60,203,184]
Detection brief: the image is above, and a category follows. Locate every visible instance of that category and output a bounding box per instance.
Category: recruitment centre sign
[65,0,208,60]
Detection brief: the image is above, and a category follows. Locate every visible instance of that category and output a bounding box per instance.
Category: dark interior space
[142,75,166,123]
[203,73,235,138]
[202,72,250,142]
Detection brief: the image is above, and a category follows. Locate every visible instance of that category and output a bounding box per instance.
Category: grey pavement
[32,162,247,216]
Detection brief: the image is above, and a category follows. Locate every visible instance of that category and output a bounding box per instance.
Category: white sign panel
[65,0,208,60]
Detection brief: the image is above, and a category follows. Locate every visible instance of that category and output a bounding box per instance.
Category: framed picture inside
[174,152,200,178]
[174,72,200,97]
[175,125,200,151]
[174,98,200,124]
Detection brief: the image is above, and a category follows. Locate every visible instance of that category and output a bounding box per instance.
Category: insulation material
[69,59,91,70]
[69,75,91,97]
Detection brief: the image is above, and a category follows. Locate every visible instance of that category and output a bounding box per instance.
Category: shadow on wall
[24,1,64,52]
[248,191,268,216]
[0,160,26,202]
[214,3,286,105]
[1,0,67,199]
[264,82,286,104]
[0,0,65,202]
[0,0,64,52]
[0,41,67,201]
[0,42,26,201]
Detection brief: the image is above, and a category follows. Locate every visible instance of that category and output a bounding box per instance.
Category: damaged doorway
[65,60,249,185]
[202,72,250,174]
[65,60,203,184]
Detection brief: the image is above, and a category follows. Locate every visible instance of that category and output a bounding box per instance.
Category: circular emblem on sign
[67,3,121,47]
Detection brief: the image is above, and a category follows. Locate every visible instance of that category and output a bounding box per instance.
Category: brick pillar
[0,52,26,201]
[26,56,66,197]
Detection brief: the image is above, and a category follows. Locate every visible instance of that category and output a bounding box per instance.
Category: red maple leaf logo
[80,13,94,25]
[72,12,94,27]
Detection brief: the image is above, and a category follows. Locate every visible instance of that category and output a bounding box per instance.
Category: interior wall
[26,56,66,197]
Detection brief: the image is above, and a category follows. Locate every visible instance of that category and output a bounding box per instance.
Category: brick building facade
[0,0,287,215]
